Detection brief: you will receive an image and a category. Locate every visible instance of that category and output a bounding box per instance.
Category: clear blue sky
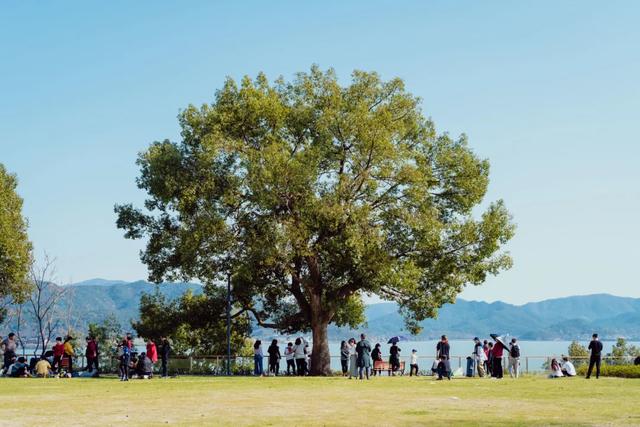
[2,1,638,304]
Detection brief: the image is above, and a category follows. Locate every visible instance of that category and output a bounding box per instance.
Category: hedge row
[575,364,640,378]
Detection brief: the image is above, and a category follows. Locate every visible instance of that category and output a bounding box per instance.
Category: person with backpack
[508,338,521,378]
[586,333,603,379]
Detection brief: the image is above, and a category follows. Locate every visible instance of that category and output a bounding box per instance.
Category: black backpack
[510,344,520,358]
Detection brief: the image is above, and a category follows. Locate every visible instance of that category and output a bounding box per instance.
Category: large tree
[0,163,32,323]
[116,67,515,375]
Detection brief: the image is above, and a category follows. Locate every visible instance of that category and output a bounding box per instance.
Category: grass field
[0,375,639,426]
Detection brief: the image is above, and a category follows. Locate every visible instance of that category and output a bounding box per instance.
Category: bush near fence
[576,364,640,378]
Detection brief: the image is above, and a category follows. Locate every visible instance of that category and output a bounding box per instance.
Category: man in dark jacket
[436,335,450,360]
[160,336,171,378]
[586,333,603,379]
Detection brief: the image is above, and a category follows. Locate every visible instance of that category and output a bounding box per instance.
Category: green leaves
[0,164,33,317]
[116,66,515,339]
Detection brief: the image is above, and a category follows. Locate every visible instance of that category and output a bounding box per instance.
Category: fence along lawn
[0,376,639,426]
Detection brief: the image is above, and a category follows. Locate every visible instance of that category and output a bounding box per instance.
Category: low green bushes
[576,364,640,378]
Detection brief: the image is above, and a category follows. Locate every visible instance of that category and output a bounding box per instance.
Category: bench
[373,360,405,375]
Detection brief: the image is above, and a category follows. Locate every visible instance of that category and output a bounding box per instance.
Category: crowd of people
[0,330,613,380]
[0,332,172,380]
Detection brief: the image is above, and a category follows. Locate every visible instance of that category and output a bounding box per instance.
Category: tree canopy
[116,66,515,374]
[0,164,32,323]
[132,285,250,355]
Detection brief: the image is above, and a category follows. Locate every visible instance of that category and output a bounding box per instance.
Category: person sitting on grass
[136,352,153,379]
[561,357,576,377]
[549,358,564,378]
[35,356,52,378]
[9,356,30,377]
[436,355,450,380]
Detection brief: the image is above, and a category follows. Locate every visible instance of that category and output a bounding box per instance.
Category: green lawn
[0,375,638,426]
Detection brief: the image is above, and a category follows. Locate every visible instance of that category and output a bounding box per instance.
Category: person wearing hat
[586,333,603,379]
[473,337,486,377]
[491,335,505,379]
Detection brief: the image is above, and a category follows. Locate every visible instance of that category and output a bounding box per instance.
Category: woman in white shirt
[293,337,307,376]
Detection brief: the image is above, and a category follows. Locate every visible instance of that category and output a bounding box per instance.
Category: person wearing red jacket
[52,337,65,373]
[85,336,99,373]
[491,336,506,379]
[146,339,158,364]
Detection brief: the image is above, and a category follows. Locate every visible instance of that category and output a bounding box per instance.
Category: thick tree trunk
[310,320,332,376]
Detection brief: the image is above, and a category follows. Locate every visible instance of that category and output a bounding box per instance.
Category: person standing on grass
[146,338,158,368]
[409,349,419,376]
[85,336,98,374]
[63,336,75,373]
[371,343,383,376]
[1,333,18,374]
[285,342,296,375]
[356,334,372,380]
[293,337,307,376]
[473,337,486,377]
[119,338,131,381]
[51,337,64,373]
[340,341,349,376]
[491,337,505,379]
[486,342,494,377]
[253,340,264,376]
[267,339,281,376]
[389,342,401,375]
[436,335,450,361]
[347,338,358,379]
[160,336,171,378]
[586,333,603,379]
[508,338,520,378]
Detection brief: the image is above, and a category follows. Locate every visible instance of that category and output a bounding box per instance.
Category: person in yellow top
[63,336,75,373]
[35,357,51,377]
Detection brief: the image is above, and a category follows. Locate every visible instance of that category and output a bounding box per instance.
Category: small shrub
[575,364,640,378]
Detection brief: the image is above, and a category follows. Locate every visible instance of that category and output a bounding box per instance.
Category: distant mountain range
[4,278,639,341]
